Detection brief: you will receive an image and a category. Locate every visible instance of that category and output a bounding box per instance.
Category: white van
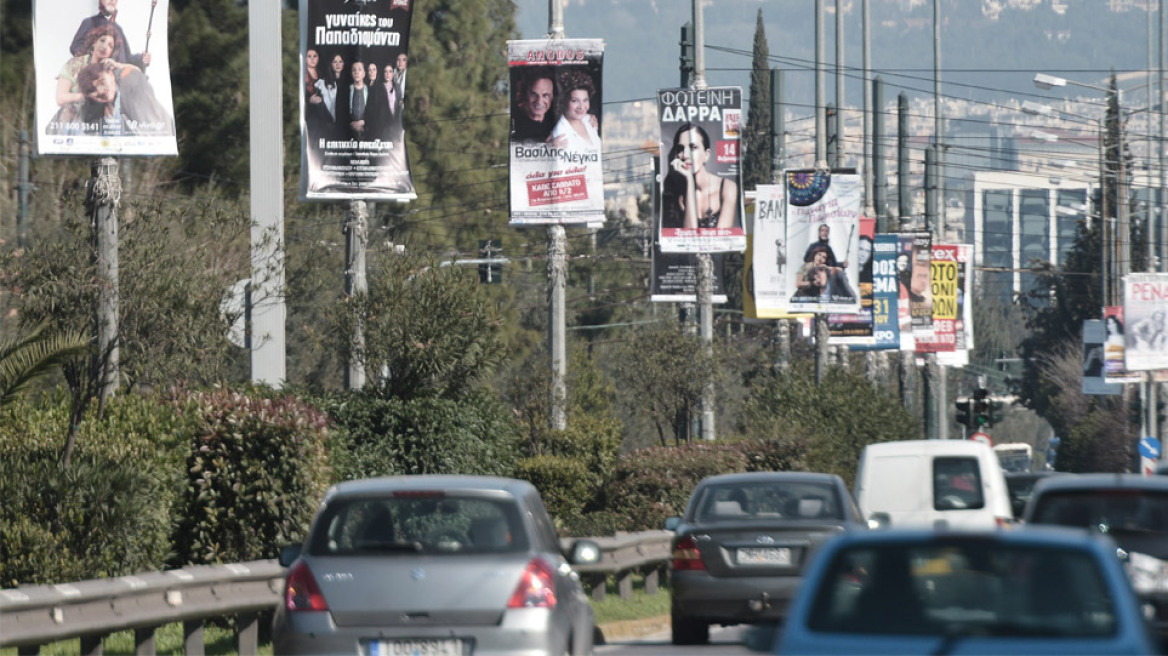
[854,440,1013,529]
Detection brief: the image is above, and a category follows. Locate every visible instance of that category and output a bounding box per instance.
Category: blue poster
[853,233,900,351]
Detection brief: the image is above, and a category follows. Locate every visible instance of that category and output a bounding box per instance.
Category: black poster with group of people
[299,0,416,200]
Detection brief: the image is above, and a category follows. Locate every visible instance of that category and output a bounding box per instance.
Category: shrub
[0,394,188,586]
[170,389,331,566]
[515,455,590,526]
[317,389,522,483]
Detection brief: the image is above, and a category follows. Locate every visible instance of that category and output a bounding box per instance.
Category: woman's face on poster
[676,128,708,173]
[858,239,873,266]
[306,49,319,69]
[367,63,378,83]
[332,55,345,76]
[566,89,590,121]
[92,34,115,61]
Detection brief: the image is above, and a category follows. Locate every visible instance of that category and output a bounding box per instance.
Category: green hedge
[0,394,189,587]
[170,389,331,566]
[316,390,522,483]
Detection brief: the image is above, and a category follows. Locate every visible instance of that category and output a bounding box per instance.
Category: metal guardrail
[0,531,673,654]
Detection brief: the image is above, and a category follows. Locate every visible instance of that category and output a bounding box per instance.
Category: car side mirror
[279,544,303,567]
[867,512,891,530]
[664,516,680,531]
[568,539,601,566]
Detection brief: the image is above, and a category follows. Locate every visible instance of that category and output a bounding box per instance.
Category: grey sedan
[665,471,867,645]
[272,475,600,655]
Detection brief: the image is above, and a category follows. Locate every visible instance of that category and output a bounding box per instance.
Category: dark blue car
[774,526,1160,655]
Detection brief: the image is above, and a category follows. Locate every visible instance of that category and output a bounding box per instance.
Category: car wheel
[671,610,709,645]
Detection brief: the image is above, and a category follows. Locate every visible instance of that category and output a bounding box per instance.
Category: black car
[1005,471,1067,519]
[664,471,867,645]
[1023,473,1168,647]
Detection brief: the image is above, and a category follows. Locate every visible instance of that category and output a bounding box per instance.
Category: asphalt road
[596,623,779,655]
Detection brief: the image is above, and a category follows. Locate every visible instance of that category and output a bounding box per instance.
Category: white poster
[508,39,605,225]
[657,86,746,253]
[1123,273,1168,372]
[783,170,862,314]
[749,184,789,316]
[34,0,176,156]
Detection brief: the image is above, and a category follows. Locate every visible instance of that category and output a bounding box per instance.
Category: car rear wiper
[357,541,423,553]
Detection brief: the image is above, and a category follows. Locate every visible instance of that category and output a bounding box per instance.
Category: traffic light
[679,22,694,87]
[478,239,502,284]
[972,388,990,429]
[989,399,1005,427]
[955,398,971,428]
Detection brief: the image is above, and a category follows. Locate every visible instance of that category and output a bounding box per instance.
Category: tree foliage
[330,250,506,400]
[742,8,772,192]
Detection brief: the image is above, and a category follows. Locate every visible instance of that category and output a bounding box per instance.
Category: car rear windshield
[1030,489,1168,536]
[933,456,985,511]
[307,494,529,556]
[693,481,843,521]
[807,541,1118,638]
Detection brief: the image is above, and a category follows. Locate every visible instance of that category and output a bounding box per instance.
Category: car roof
[696,471,843,486]
[862,439,993,456]
[1032,472,1168,493]
[818,525,1114,549]
[325,475,535,500]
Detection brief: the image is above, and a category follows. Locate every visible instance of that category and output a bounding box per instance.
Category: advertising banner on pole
[916,244,958,353]
[651,244,728,303]
[856,233,902,351]
[937,244,973,367]
[1123,273,1168,372]
[34,0,177,156]
[1104,305,1142,383]
[899,231,933,341]
[299,0,417,201]
[657,87,745,253]
[783,170,861,314]
[1082,319,1123,395]
[747,184,791,317]
[829,217,876,345]
[507,39,605,225]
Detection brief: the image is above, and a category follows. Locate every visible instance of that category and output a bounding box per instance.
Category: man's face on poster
[396,53,408,72]
[85,70,118,104]
[910,258,930,296]
[523,77,553,122]
[100,0,117,16]
[818,224,830,241]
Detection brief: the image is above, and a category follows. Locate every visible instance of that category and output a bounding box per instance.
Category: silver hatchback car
[272,475,601,656]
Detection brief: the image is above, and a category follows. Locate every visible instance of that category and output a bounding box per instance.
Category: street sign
[970,432,992,447]
[1138,436,1161,460]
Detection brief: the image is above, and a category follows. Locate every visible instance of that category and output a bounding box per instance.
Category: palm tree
[0,322,89,408]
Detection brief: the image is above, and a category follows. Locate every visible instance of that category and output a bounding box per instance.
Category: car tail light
[284,561,329,612]
[507,558,557,609]
[672,535,706,571]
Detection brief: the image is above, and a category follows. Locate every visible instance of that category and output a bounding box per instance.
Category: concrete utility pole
[17,131,31,249]
[771,68,792,374]
[834,0,844,169]
[897,92,916,415]
[249,0,286,387]
[692,0,715,440]
[89,157,120,404]
[862,0,873,217]
[873,77,887,232]
[547,0,568,431]
[815,0,827,168]
[344,201,368,390]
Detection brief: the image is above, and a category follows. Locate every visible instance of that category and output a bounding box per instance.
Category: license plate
[366,638,468,656]
[737,547,792,565]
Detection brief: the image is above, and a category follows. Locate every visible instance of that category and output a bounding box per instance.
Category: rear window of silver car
[806,542,1118,637]
[692,481,842,521]
[307,495,529,556]
[1030,490,1168,535]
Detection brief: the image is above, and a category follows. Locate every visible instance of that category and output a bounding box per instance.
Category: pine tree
[741,9,772,192]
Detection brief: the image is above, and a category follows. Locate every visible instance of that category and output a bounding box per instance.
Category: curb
[596,614,670,643]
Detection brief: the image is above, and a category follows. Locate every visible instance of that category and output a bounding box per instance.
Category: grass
[1,624,272,656]
[588,573,672,625]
